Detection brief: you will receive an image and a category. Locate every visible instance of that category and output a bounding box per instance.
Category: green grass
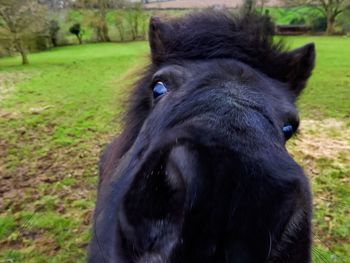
[0,38,349,262]
[0,42,148,262]
[285,36,350,119]
[284,37,350,262]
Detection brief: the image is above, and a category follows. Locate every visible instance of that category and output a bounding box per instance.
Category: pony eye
[153,82,167,99]
[282,124,294,140]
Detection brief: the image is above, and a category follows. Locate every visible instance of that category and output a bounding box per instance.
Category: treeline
[57,6,150,45]
[0,0,152,64]
[266,6,350,35]
[1,0,350,65]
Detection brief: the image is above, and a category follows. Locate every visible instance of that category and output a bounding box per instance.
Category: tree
[73,0,124,8]
[93,0,111,42]
[283,0,350,34]
[77,0,126,42]
[38,0,67,9]
[124,3,146,40]
[0,0,48,65]
[69,23,83,44]
[242,0,257,14]
[83,0,125,42]
[90,7,110,42]
[241,0,268,14]
[258,0,268,12]
[49,20,60,47]
[115,15,125,41]
[96,0,126,41]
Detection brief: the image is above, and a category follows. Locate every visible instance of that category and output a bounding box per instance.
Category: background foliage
[0,1,349,262]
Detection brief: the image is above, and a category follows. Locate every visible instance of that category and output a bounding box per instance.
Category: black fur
[89,10,315,263]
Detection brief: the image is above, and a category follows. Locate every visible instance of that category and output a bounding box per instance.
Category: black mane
[150,11,298,83]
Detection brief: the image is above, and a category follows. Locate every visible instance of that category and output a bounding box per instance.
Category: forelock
[151,10,293,82]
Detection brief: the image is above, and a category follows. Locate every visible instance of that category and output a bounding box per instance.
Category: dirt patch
[288,119,350,252]
[289,118,350,169]
[0,134,104,211]
[0,72,29,102]
[0,119,106,254]
[1,114,349,258]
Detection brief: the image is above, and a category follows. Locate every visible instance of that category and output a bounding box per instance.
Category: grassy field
[0,37,349,262]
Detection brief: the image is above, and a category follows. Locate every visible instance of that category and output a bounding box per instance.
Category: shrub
[290,17,306,25]
[49,20,60,47]
[115,15,126,41]
[311,16,327,32]
[35,35,51,51]
[69,23,83,44]
[124,4,148,41]
[343,24,350,35]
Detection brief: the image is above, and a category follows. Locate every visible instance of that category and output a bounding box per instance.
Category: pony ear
[286,43,315,96]
[149,16,167,64]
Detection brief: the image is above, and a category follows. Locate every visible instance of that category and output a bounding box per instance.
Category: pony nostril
[210,244,217,255]
[166,145,198,190]
[166,149,186,190]
[165,160,184,190]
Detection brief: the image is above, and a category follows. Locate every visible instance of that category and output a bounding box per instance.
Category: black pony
[89,10,315,263]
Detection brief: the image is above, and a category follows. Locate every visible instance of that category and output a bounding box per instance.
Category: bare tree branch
[0,0,48,64]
